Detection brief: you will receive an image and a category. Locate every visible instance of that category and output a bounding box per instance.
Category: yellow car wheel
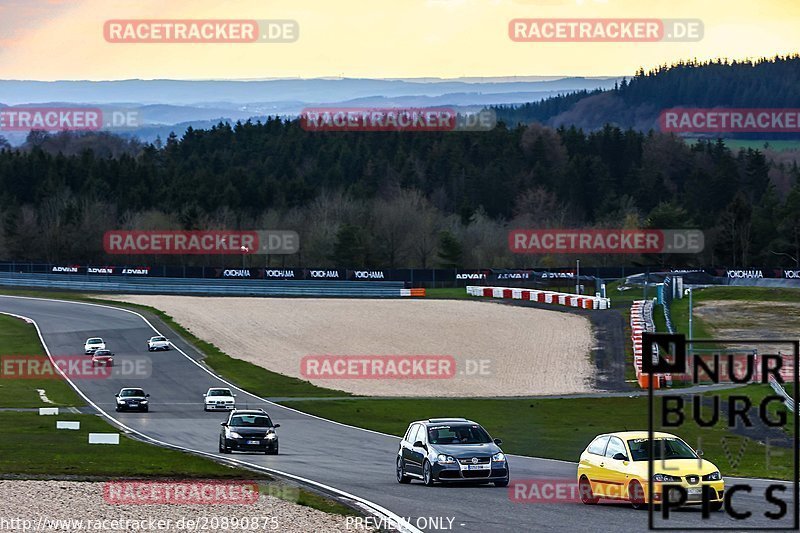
[579,477,598,505]
[629,480,646,510]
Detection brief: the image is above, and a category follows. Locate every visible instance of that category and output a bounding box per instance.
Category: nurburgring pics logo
[509,19,703,42]
[103,230,299,255]
[299,108,497,132]
[643,333,798,529]
[103,480,259,505]
[660,108,800,133]
[509,229,704,254]
[104,19,298,43]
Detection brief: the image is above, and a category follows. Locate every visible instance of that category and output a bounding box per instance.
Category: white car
[84,337,106,354]
[204,388,236,411]
[147,336,170,351]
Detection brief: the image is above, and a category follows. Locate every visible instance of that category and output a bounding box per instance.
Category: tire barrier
[631,298,663,389]
[466,286,610,310]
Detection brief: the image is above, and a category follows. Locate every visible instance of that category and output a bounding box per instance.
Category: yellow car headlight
[653,473,681,482]
[702,471,722,481]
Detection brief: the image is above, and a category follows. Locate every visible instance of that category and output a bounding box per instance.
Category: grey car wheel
[422,461,435,486]
[219,437,230,454]
[397,457,411,484]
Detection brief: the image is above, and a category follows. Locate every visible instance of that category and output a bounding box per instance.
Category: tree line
[1,55,800,268]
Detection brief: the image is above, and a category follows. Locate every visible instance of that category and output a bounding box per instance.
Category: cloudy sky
[0,0,797,80]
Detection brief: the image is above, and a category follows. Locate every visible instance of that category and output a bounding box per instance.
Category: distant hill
[494,55,800,135]
[0,76,619,145]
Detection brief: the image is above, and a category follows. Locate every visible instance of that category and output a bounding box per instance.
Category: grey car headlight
[436,454,456,464]
[492,452,506,462]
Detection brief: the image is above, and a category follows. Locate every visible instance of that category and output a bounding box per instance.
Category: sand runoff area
[106,296,595,397]
[0,480,374,532]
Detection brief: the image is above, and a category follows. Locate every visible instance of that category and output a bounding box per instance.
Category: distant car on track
[91,349,114,367]
[147,336,170,351]
[577,431,724,510]
[397,418,509,487]
[203,387,236,411]
[84,337,106,354]
[219,409,280,455]
[115,387,150,412]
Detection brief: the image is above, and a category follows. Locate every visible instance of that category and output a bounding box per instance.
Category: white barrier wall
[89,433,120,444]
[56,421,80,430]
[466,286,611,310]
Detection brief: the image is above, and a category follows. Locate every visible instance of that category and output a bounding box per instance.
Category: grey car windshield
[120,389,145,397]
[428,425,491,444]
[627,438,697,461]
[230,415,272,427]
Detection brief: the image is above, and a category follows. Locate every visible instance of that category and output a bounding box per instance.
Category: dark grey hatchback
[219,409,280,455]
[397,418,509,486]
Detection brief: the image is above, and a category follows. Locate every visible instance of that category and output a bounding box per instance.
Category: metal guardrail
[662,275,676,334]
[769,374,796,412]
[0,272,407,297]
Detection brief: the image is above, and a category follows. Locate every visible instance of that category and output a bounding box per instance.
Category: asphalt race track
[1,295,796,532]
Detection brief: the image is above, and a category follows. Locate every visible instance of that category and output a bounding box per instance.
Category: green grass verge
[281,396,795,480]
[0,288,349,398]
[720,139,800,152]
[0,411,265,478]
[0,313,85,407]
[425,287,471,299]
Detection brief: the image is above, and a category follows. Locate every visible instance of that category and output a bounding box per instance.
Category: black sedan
[219,409,280,454]
[114,387,150,412]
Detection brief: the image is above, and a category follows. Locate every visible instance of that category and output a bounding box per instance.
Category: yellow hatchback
[577,431,724,510]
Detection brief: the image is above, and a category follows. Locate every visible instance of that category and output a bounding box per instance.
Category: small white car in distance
[204,388,236,411]
[84,337,106,354]
[147,336,170,351]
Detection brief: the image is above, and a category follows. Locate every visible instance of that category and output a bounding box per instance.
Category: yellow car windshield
[627,438,697,461]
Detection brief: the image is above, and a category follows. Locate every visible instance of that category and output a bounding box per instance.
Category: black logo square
[642,332,686,374]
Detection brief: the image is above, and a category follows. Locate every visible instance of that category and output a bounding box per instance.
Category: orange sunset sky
[0,0,797,80]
